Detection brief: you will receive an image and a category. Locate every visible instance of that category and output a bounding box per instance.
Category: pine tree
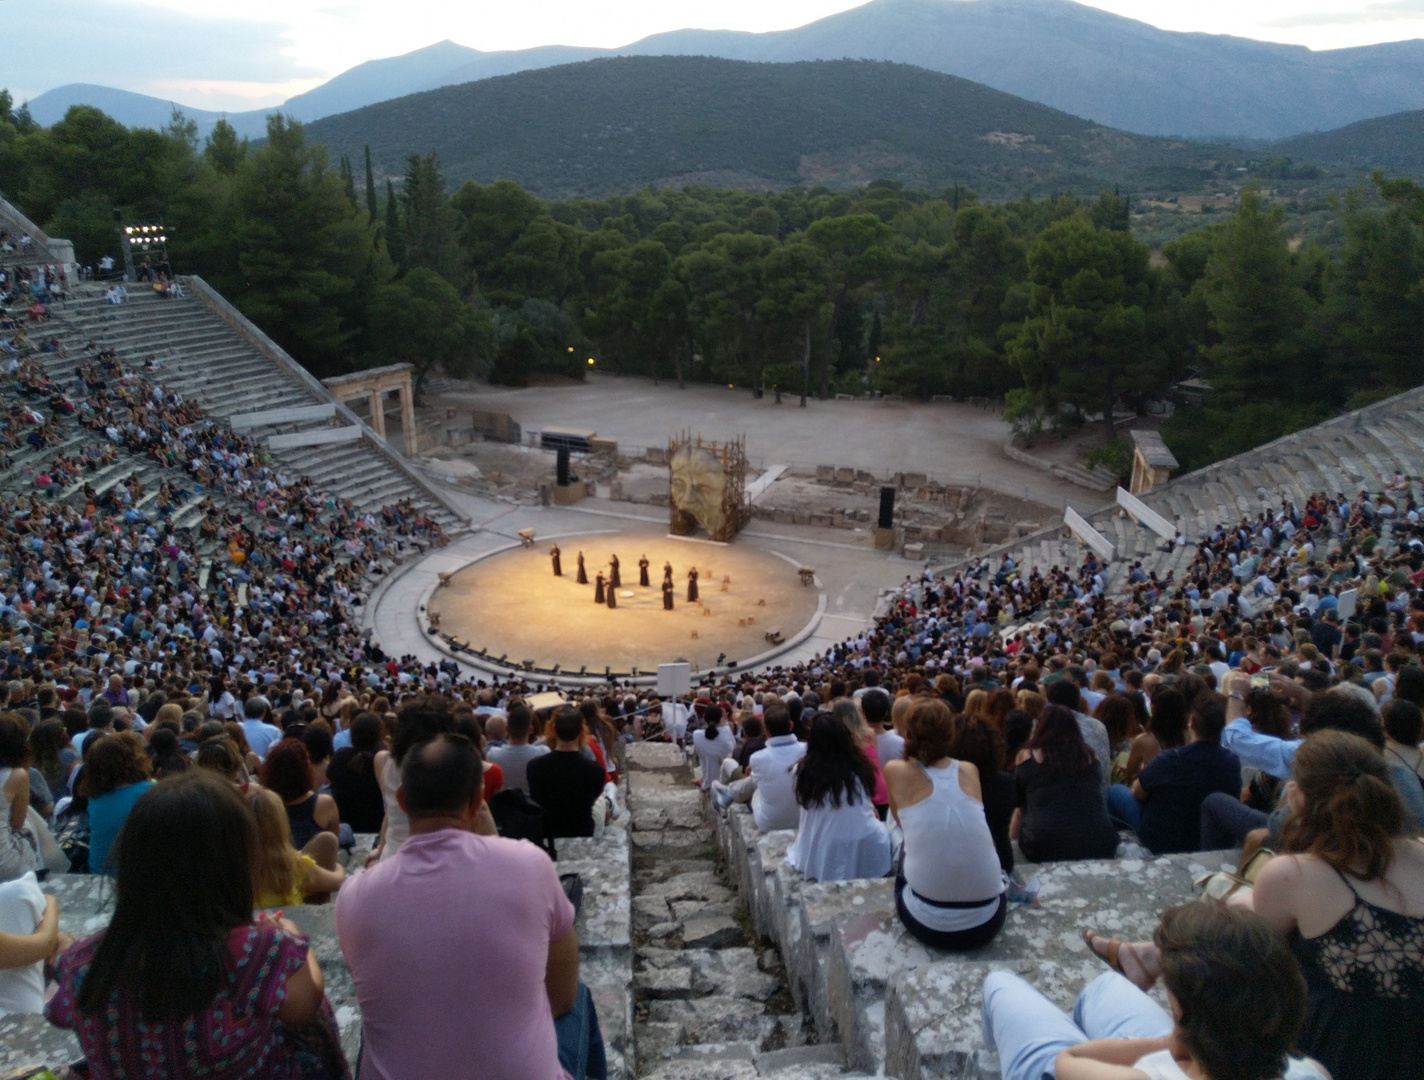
[364,145,378,223]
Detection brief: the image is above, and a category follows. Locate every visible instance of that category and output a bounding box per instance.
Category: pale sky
[8,0,1424,110]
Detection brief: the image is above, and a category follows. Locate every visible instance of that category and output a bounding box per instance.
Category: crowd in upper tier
[0,277,1419,1078]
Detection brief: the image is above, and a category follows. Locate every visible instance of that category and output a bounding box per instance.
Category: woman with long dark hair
[46,772,349,1078]
[785,714,891,882]
[1123,687,1187,784]
[326,713,386,833]
[1011,705,1119,862]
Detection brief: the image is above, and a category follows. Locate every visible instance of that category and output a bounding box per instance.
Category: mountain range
[302,56,1274,200]
[23,0,1424,143]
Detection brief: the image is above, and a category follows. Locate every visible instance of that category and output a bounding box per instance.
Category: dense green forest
[1,93,1422,474]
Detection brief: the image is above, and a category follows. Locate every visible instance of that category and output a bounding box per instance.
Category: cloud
[4,0,319,106]
[1267,0,1424,28]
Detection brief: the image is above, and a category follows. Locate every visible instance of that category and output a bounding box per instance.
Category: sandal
[1082,929,1154,991]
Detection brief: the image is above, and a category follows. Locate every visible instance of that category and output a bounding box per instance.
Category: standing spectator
[527,707,608,839]
[1012,706,1119,862]
[336,734,605,1080]
[47,773,348,1078]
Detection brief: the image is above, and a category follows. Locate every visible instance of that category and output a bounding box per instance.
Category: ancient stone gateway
[323,363,417,457]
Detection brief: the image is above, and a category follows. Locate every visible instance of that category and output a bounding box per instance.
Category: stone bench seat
[715,798,1235,1077]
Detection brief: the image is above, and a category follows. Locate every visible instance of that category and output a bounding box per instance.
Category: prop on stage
[668,432,750,542]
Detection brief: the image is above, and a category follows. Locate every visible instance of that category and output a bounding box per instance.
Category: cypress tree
[340,155,357,209]
[364,145,379,223]
[385,179,403,263]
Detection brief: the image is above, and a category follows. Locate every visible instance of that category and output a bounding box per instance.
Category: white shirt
[692,723,736,790]
[876,729,906,770]
[0,873,46,1017]
[748,735,808,832]
[1133,1049,1327,1080]
[242,718,283,759]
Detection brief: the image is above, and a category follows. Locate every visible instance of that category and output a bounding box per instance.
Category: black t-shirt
[1137,741,1242,855]
[1014,757,1119,862]
[327,747,386,833]
[1311,621,1343,657]
[527,750,607,839]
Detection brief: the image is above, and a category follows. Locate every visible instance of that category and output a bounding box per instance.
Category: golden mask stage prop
[667,433,750,543]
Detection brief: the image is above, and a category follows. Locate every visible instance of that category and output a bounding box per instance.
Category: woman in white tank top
[884,698,1006,950]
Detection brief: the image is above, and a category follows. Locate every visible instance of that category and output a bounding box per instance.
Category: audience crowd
[0,276,1419,1077]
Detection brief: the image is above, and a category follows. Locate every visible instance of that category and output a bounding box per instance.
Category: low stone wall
[713,802,1234,1078]
[0,825,634,1079]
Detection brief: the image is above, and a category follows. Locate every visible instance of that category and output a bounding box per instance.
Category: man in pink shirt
[336,733,605,1079]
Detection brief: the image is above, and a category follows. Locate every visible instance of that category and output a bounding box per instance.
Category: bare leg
[1238,828,1270,874]
[303,830,339,872]
[1082,930,1161,992]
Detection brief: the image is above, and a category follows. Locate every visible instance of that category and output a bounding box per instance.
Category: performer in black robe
[607,580,617,608]
[639,555,650,587]
[609,554,621,589]
[687,567,699,603]
[576,552,588,585]
[662,579,674,610]
[594,571,605,604]
[663,560,673,586]
[550,544,562,577]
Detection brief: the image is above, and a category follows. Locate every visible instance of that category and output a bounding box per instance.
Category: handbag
[1194,847,1273,904]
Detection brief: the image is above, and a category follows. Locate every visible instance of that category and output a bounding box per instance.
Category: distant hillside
[24,0,1424,142]
[1274,110,1424,174]
[28,83,232,132]
[302,57,1257,200]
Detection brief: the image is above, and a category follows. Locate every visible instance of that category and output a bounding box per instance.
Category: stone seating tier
[713,801,1234,1079]
[0,823,635,1080]
[40,284,463,532]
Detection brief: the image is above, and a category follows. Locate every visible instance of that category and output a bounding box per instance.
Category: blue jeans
[555,982,608,1080]
[1105,784,1142,835]
[982,970,1172,1080]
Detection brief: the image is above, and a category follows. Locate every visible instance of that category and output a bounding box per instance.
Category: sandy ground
[428,373,1097,511]
[427,529,821,674]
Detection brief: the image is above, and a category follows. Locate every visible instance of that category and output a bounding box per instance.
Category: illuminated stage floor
[427,530,821,675]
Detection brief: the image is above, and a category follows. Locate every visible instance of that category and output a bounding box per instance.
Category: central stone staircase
[625,742,875,1080]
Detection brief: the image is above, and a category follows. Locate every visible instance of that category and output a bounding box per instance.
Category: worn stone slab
[750,830,797,946]
[646,995,769,1042]
[642,870,728,899]
[826,852,1232,1075]
[634,802,708,831]
[682,914,743,949]
[636,965,695,999]
[757,1044,846,1071]
[633,829,716,852]
[635,895,674,931]
[637,1020,685,1068]
[670,899,738,922]
[627,742,690,769]
[687,947,782,1000]
[642,1059,759,1080]
[0,1012,80,1073]
[582,948,634,1080]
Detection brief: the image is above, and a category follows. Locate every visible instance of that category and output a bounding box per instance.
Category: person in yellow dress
[249,788,345,908]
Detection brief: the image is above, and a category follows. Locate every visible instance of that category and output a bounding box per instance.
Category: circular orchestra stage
[426,530,821,677]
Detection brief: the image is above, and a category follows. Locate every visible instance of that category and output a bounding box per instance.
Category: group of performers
[550,544,700,610]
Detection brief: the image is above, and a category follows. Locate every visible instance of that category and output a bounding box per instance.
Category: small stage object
[764,627,785,645]
[668,431,751,542]
[518,528,536,548]
[436,571,454,589]
[798,567,816,586]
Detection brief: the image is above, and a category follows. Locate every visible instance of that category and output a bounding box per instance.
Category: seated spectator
[1012,705,1119,862]
[302,724,334,790]
[1088,731,1422,1080]
[240,695,282,760]
[47,772,346,1078]
[487,703,548,795]
[327,713,386,833]
[260,739,341,873]
[82,732,155,876]
[527,706,608,839]
[884,699,1006,950]
[712,704,806,830]
[1045,678,1112,788]
[1383,698,1424,780]
[195,735,248,790]
[830,698,888,819]
[0,716,38,883]
[863,689,901,766]
[949,710,1015,873]
[785,714,891,882]
[336,734,606,1080]
[146,727,189,779]
[0,872,64,1018]
[249,788,345,907]
[29,719,76,800]
[371,697,455,863]
[984,903,1326,1080]
[1106,693,1241,854]
[1123,687,1187,785]
[691,700,735,790]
